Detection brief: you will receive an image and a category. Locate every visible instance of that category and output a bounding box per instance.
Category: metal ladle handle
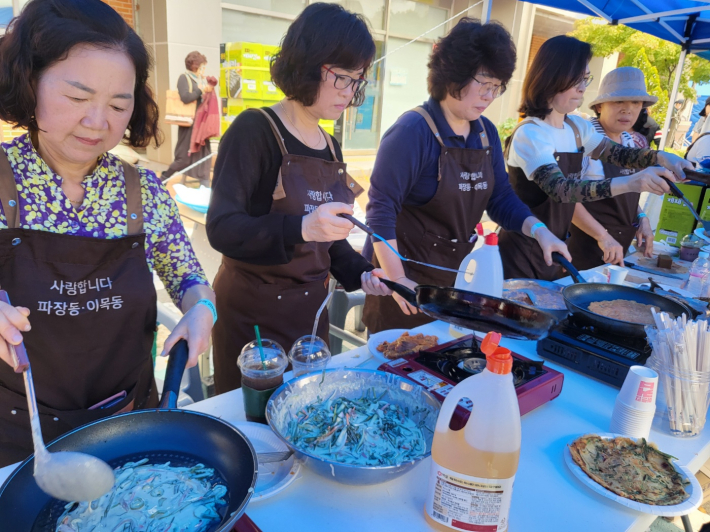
[0,290,29,373]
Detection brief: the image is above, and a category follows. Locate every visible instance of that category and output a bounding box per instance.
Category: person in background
[0,0,214,466]
[686,129,710,163]
[566,67,657,270]
[361,19,569,333]
[691,96,710,142]
[207,3,391,394]
[161,51,213,187]
[499,35,690,281]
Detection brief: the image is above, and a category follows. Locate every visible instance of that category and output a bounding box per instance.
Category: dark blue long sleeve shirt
[363,97,532,260]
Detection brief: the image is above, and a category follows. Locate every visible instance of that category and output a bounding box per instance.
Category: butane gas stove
[378,335,564,430]
[536,315,652,388]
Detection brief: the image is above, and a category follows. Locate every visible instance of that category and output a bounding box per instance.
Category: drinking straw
[308,288,334,359]
[254,325,267,370]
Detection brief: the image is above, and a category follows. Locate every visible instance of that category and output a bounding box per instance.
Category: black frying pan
[381,279,558,340]
[0,341,258,531]
[552,253,688,337]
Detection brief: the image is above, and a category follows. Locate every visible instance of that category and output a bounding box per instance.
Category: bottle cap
[485,233,498,246]
[480,331,513,375]
[476,223,484,238]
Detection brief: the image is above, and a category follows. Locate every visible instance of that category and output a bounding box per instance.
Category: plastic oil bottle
[450,224,503,338]
[424,332,521,532]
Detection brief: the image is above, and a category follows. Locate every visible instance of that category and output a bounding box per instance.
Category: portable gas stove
[378,334,563,430]
[536,315,652,388]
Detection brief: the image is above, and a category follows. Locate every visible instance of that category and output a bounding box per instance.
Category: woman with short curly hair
[361,18,569,333]
[207,2,391,394]
[0,0,215,467]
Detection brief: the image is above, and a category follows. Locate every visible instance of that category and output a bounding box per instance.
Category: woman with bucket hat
[566,67,658,270]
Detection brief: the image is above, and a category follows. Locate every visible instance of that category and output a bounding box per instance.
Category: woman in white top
[499,36,689,281]
[567,67,657,270]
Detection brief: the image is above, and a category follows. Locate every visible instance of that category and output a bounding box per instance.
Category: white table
[2,321,709,532]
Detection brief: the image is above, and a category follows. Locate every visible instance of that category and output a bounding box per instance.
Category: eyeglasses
[472,76,506,99]
[322,66,368,93]
[578,74,594,88]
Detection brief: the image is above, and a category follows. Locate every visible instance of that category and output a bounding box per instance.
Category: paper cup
[606,265,629,285]
[617,366,658,412]
[610,399,655,439]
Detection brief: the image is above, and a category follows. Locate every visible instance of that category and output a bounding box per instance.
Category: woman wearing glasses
[207,3,390,394]
[362,19,569,333]
[499,35,689,280]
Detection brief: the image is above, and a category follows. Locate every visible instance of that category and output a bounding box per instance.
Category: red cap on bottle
[485,232,498,246]
[480,331,512,375]
[476,223,484,238]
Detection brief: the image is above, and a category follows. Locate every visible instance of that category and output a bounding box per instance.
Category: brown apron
[0,153,157,467]
[499,117,584,281]
[362,107,494,334]
[566,158,639,271]
[212,109,362,394]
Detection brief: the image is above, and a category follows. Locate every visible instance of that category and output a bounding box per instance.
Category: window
[322,0,386,30]
[0,0,12,30]
[222,0,305,16]
[388,0,448,38]
[222,10,292,46]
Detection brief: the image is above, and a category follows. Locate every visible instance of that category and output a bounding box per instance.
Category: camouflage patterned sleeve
[531,164,613,203]
[594,137,658,168]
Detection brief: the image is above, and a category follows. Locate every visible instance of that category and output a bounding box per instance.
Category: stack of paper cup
[609,365,658,439]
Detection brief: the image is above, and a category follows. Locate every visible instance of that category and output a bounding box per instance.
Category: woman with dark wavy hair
[0,0,215,466]
[207,2,391,394]
[362,18,569,333]
[499,35,689,280]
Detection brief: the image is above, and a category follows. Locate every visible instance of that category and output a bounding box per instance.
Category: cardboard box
[262,45,279,68]
[654,183,704,246]
[226,42,264,68]
[319,119,335,136]
[260,72,282,101]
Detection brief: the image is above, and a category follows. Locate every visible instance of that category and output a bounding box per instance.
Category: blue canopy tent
[488,0,710,148]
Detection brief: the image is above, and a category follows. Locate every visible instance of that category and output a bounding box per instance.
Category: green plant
[497,117,517,145]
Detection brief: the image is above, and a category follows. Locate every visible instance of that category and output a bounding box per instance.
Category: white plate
[694,227,710,244]
[564,432,702,516]
[234,421,300,501]
[367,329,409,362]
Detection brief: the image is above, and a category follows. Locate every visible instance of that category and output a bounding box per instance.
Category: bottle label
[425,462,515,532]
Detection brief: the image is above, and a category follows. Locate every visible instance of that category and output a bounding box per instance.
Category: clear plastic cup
[617,365,658,412]
[288,335,331,378]
[238,339,288,423]
[660,365,710,438]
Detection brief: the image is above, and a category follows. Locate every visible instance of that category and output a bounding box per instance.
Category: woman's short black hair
[428,18,516,101]
[0,0,161,148]
[519,35,592,119]
[271,2,375,108]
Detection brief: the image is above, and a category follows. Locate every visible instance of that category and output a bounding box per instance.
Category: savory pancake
[377,332,438,359]
[587,299,660,325]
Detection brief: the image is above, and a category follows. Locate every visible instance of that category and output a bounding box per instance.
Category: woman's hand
[615,167,677,195]
[657,151,693,180]
[302,202,354,243]
[360,269,392,296]
[161,303,213,368]
[391,277,420,316]
[597,233,624,266]
[534,227,572,266]
[0,302,31,368]
[635,217,654,258]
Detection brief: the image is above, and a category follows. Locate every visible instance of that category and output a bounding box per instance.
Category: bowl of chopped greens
[266,368,440,485]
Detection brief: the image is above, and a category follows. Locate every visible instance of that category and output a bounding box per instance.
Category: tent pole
[482,0,492,23]
[660,48,687,150]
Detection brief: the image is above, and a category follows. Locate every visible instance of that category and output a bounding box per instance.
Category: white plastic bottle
[424,332,521,532]
[684,251,710,296]
[450,230,503,338]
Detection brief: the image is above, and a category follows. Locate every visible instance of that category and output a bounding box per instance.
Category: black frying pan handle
[337,213,374,235]
[380,279,418,307]
[551,252,585,284]
[661,176,683,199]
[159,339,189,409]
[647,277,663,293]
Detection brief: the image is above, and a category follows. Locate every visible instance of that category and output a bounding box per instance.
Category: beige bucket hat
[587,67,658,111]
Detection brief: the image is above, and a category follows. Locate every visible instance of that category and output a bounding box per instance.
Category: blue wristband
[637,212,647,221]
[196,299,217,324]
[530,222,547,238]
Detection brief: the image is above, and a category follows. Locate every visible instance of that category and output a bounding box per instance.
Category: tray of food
[564,433,702,515]
[367,330,438,362]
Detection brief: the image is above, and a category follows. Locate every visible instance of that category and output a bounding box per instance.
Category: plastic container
[238,339,288,423]
[288,335,331,378]
[683,251,710,295]
[424,332,521,532]
[680,235,703,262]
[450,224,503,338]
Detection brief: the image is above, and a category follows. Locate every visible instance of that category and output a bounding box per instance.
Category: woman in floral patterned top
[0,0,214,466]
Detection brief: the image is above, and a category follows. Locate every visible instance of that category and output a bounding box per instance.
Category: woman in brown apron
[567,67,658,271]
[500,36,690,281]
[207,4,390,394]
[0,0,215,467]
[362,19,570,334]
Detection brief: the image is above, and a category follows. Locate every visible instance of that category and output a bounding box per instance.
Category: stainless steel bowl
[266,368,440,485]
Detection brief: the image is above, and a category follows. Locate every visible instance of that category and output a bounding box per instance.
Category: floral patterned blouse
[0,134,208,306]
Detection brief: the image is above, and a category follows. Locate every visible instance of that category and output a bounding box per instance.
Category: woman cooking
[0,0,214,467]
[207,3,390,394]
[566,67,657,270]
[499,35,690,281]
[362,19,570,333]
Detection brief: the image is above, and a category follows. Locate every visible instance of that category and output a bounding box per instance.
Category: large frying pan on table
[381,279,558,340]
[552,253,688,338]
[0,341,259,532]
